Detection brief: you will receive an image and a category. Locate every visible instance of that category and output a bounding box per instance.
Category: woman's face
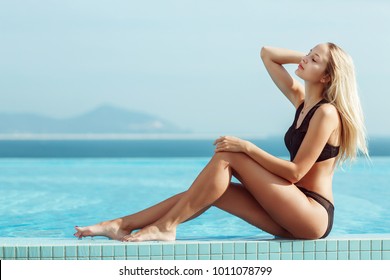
[295,43,330,83]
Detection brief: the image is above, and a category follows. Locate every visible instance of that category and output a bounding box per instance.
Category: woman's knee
[212,152,251,171]
[212,152,244,163]
[211,152,231,166]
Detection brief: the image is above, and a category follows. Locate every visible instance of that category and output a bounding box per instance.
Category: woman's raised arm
[260,46,305,108]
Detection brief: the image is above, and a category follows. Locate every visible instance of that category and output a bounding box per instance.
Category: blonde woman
[74,43,368,241]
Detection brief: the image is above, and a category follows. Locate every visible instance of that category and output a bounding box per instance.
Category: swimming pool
[0,156,389,239]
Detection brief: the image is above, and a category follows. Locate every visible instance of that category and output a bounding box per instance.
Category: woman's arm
[215,137,299,183]
[214,105,339,183]
[260,46,306,108]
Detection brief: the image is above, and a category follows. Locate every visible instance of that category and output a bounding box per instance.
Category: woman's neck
[304,82,325,106]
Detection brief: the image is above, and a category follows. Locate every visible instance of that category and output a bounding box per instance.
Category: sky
[1,0,389,137]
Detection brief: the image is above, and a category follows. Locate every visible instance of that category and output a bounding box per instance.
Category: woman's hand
[213,136,249,153]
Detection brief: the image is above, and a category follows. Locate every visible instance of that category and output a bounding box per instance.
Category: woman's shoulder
[314,102,341,127]
[318,102,338,116]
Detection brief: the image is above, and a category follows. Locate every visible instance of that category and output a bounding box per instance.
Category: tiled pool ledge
[1,234,389,260]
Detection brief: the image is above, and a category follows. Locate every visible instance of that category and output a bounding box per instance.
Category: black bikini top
[284,99,340,162]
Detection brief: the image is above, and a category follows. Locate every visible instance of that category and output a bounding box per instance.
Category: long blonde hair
[323,43,369,164]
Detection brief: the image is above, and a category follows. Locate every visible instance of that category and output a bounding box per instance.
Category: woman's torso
[284,99,341,203]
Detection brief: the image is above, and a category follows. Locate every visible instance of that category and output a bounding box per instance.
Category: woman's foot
[122,224,176,242]
[74,219,130,241]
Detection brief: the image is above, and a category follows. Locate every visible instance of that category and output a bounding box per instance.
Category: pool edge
[1,234,389,260]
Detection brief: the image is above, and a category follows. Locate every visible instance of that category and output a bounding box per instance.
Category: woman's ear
[321,74,330,84]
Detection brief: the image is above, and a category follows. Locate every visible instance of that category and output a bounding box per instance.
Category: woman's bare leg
[125,152,329,241]
[74,192,185,240]
[74,156,232,240]
[74,180,291,240]
[74,192,190,240]
[75,152,310,241]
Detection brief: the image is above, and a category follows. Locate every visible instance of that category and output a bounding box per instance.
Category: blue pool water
[0,156,389,239]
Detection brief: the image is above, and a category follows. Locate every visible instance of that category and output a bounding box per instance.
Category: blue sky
[1,0,389,137]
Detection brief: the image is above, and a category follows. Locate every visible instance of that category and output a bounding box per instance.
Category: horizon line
[0,133,389,141]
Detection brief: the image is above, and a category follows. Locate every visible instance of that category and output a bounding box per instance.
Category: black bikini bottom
[298,186,334,239]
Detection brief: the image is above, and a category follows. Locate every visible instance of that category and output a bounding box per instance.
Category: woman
[74,43,368,241]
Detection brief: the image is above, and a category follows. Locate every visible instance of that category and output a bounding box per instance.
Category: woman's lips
[298,63,304,70]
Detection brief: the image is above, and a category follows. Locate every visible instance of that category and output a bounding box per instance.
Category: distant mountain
[0,104,187,134]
